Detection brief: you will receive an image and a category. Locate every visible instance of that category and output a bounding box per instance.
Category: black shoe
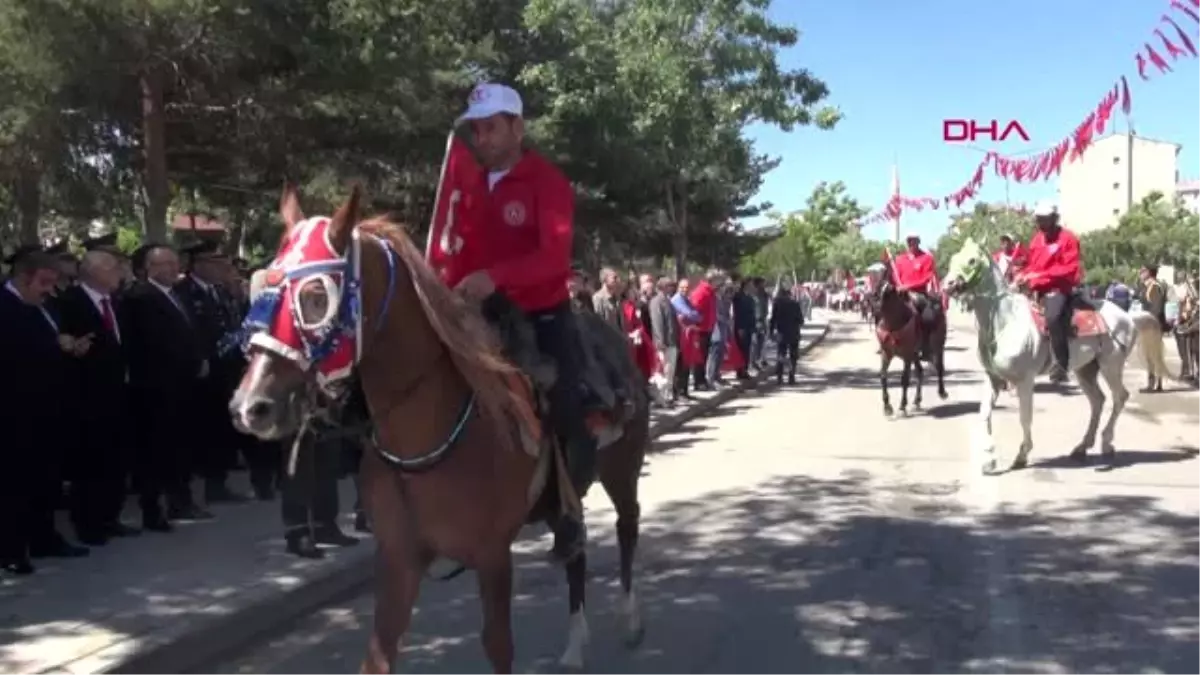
[550,515,587,563]
[108,522,142,537]
[205,483,251,504]
[30,538,89,559]
[76,530,109,547]
[314,526,360,547]
[168,504,215,521]
[2,558,35,575]
[1049,365,1069,384]
[285,533,324,559]
[788,374,797,385]
[354,512,372,533]
[143,517,173,533]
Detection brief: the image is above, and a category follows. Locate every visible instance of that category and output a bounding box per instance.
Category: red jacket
[894,249,937,293]
[688,281,717,332]
[992,243,1026,266]
[442,149,573,312]
[1023,227,1081,294]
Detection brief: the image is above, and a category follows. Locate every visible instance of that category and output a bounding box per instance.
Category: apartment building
[1057,132,1181,233]
[1177,179,1200,214]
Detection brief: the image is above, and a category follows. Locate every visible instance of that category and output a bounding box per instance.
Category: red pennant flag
[1172,0,1200,23]
[1120,76,1132,114]
[1163,16,1199,55]
[1136,52,1150,80]
[1155,29,1190,59]
[1146,43,1173,73]
[426,134,484,281]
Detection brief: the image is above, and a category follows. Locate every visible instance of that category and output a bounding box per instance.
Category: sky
[743,0,1200,243]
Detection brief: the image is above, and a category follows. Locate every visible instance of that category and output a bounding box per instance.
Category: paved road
[215,318,1199,674]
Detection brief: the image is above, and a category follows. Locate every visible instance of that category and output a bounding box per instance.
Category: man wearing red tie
[56,234,138,545]
[893,232,940,357]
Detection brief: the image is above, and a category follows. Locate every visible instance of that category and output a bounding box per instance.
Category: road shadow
[790,365,982,394]
[219,472,1200,674]
[1023,446,1200,473]
[924,400,979,419]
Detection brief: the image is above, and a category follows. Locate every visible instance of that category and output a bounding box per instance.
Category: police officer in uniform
[176,240,249,503]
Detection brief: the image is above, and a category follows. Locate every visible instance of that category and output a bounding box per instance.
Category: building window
[1113,156,1120,164]
[1113,182,1121,190]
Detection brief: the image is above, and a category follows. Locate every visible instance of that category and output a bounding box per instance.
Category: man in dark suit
[0,249,90,575]
[56,234,140,545]
[176,240,249,503]
[123,243,212,530]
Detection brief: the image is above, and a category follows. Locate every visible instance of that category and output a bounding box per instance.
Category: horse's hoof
[1010,457,1028,471]
[981,459,999,476]
[1068,448,1088,464]
[939,390,949,400]
[913,401,923,411]
[883,406,894,417]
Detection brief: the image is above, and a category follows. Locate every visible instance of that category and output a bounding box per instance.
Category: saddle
[1030,294,1107,338]
[481,294,631,445]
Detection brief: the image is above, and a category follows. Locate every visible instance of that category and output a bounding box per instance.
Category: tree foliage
[931,203,1035,277]
[1079,192,1199,285]
[739,181,884,279]
[0,0,840,274]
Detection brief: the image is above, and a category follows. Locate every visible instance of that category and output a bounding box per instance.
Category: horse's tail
[1129,309,1184,381]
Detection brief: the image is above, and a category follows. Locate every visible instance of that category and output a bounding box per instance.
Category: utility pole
[1126,118,1136,213]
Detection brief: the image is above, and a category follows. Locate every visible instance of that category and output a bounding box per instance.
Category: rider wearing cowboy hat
[1014,200,1081,384]
[893,231,940,357]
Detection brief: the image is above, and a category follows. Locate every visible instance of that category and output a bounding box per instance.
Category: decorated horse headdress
[230,187,395,395]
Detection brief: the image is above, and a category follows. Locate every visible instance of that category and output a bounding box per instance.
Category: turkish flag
[681,325,705,368]
[426,133,484,282]
[720,332,746,374]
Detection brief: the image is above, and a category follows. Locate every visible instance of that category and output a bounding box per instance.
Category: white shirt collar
[81,282,109,303]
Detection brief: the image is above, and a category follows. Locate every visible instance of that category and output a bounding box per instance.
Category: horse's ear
[280,183,305,233]
[328,184,362,254]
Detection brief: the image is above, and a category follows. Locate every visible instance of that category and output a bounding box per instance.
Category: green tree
[932,203,1034,276]
[1080,192,1199,284]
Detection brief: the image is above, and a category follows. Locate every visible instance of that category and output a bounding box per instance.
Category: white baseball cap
[1032,200,1058,217]
[457,83,523,124]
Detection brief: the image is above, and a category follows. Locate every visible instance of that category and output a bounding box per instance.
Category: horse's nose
[230,391,276,432]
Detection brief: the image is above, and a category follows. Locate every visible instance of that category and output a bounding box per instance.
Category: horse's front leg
[559,553,591,671]
[912,358,925,410]
[362,547,427,674]
[898,357,911,415]
[1010,378,1036,470]
[936,344,949,400]
[881,350,894,416]
[973,374,1002,475]
[478,552,516,673]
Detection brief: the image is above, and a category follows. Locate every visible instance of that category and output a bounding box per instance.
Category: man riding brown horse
[893,232,944,358]
[440,83,599,562]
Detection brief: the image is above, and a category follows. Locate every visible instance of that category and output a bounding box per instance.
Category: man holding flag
[429,83,593,562]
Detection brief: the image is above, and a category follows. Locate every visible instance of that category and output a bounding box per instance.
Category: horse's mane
[355,217,535,455]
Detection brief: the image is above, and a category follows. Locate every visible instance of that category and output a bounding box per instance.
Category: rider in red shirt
[893,232,940,356]
[447,83,591,561]
[992,234,1026,281]
[1015,200,1081,382]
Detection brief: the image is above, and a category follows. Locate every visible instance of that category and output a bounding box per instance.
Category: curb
[106,322,831,674]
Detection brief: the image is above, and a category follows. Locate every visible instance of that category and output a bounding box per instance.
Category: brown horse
[874,270,949,416]
[229,187,649,673]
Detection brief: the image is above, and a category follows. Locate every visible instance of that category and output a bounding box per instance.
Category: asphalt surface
[213,317,1199,674]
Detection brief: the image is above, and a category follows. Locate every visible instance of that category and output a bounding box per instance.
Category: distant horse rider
[993,233,1026,282]
[441,83,593,562]
[1013,200,1082,384]
[893,232,941,358]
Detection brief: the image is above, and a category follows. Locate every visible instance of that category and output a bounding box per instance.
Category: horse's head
[229,185,373,439]
[942,236,989,297]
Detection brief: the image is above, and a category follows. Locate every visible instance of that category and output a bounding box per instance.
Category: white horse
[941,237,1169,475]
